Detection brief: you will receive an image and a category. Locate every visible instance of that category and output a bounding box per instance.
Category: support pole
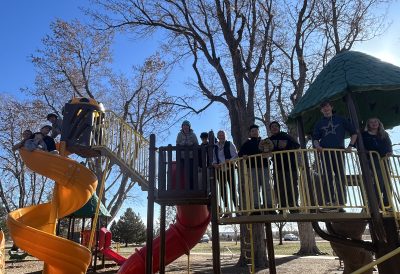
[209,131,221,274]
[345,93,400,274]
[265,223,276,274]
[146,134,156,274]
[159,204,166,274]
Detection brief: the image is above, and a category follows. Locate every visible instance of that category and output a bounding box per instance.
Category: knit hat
[182,120,191,127]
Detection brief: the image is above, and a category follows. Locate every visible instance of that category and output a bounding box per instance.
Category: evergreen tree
[110,220,121,242]
[112,208,146,247]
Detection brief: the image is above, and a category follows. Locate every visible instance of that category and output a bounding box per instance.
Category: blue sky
[1,1,400,226]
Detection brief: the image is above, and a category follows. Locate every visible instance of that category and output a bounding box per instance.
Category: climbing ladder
[242,224,255,274]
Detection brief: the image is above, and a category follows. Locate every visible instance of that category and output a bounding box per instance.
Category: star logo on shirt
[322,120,339,136]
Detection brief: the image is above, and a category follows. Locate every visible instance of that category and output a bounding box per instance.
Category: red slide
[102,248,126,266]
[98,227,126,265]
[118,204,210,274]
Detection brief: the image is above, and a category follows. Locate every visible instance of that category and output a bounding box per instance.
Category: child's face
[249,128,259,138]
[22,131,32,139]
[320,104,333,117]
[368,119,380,130]
[34,134,43,141]
[41,127,51,135]
[48,117,56,123]
[270,123,280,135]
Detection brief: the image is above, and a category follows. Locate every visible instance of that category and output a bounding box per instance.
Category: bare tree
[29,19,179,221]
[316,0,389,61]
[0,95,52,213]
[30,19,113,113]
[90,0,274,266]
[90,0,392,263]
[261,0,391,255]
[231,224,240,245]
[273,221,287,245]
[153,206,177,237]
[110,53,177,138]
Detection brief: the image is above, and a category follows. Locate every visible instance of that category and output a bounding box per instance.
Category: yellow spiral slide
[7,149,98,273]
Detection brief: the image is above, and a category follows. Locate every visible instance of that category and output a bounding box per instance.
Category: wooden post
[296,117,306,148]
[159,204,166,274]
[209,131,221,274]
[265,223,276,274]
[345,93,400,273]
[146,134,156,274]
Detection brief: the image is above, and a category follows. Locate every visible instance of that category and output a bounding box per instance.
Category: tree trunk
[288,126,321,255]
[330,221,373,273]
[296,222,323,255]
[279,226,283,245]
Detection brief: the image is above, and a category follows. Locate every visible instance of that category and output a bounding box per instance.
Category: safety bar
[215,148,370,217]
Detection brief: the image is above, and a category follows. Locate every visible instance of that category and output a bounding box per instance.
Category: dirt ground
[4,253,350,274]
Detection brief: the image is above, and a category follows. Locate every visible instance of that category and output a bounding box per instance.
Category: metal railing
[89,110,150,180]
[86,110,400,227]
[215,148,371,217]
[379,154,400,224]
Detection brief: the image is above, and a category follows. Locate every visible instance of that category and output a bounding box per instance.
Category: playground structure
[97,228,126,265]
[4,51,400,273]
[63,192,112,270]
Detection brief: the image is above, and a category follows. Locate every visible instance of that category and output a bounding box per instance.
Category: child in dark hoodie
[239,124,272,211]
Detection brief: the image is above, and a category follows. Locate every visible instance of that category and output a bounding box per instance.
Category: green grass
[185,241,333,256]
[273,241,333,255]
[193,241,241,253]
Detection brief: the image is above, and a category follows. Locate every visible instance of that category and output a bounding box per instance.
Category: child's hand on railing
[262,152,271,158]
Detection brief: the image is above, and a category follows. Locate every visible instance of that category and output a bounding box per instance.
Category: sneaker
[319,207,339,213]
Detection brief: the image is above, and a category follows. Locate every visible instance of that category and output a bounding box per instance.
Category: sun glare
[375,51,400,66]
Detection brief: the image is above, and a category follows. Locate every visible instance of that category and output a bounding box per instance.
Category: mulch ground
[5,253,346,274]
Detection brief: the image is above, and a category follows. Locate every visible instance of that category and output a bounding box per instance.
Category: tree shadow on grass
[165,255,302,273]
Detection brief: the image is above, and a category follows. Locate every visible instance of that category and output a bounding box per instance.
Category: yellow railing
[89,110,150,180]
[379,154,400,224]
[215,148,370,217]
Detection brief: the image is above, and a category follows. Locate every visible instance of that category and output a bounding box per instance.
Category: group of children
[12,113,63,154]
[175,100,394,212]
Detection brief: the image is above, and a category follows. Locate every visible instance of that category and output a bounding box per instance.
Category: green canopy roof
[68,193,111,218]
[289,51,400,134]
